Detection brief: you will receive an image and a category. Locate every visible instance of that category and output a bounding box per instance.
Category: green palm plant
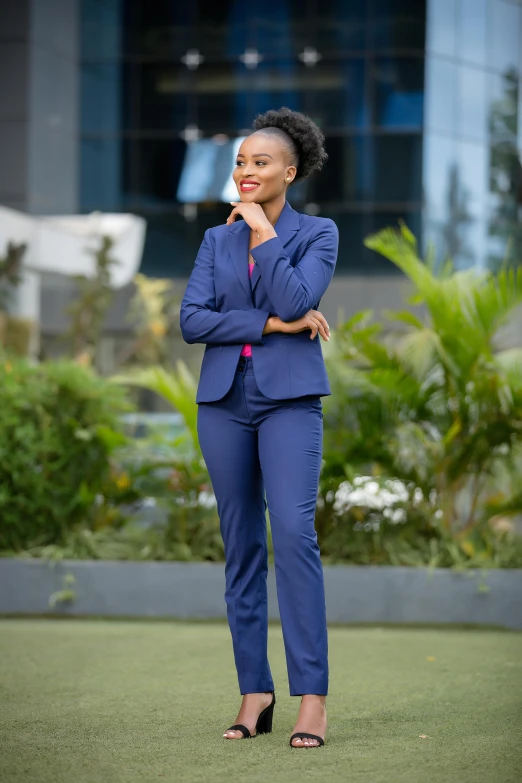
[323,223,522,552]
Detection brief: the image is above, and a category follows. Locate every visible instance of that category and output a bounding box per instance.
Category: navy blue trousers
[197,355,329,696]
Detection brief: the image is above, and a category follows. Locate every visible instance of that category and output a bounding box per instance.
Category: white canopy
[0,206,146,289]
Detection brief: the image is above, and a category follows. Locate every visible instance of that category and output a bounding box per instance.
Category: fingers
[305,315,329,341]
[225,207,240,225]
[308,320,318,340]
[308,310,330,339]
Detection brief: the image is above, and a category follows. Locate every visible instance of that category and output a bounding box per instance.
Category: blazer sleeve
[179,229,271,345]
[250,218,338,322]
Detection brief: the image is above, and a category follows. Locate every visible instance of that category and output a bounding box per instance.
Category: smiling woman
[179,106,338,749]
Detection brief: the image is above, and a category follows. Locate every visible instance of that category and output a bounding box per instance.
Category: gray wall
[0,0,79,215]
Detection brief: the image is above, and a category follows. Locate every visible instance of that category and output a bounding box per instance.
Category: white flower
[412,488,424,506]
[198,490,217,509]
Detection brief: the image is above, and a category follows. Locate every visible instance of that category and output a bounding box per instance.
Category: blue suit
[180,201,338,402]
[180,201,338,697]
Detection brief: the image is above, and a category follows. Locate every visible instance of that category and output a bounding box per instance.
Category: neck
[259,194,286,227]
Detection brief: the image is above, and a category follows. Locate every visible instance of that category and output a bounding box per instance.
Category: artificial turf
[0,619,520,783]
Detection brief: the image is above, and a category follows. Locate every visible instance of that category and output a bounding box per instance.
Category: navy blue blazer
[179,200,339,403]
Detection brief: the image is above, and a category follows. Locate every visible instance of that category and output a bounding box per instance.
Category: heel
[256,691,276,735]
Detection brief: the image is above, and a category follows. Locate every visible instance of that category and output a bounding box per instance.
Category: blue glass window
[457,65,487,143]
[459,0,487,67]
[374,58,424,128]
[424,56,456,135]
[426,0,457,58]
[373,0,426,50]
[373,135,423,203]
[487,0,521,76]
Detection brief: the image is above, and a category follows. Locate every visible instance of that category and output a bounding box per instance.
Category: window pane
[373,135,423,203]
[424,56,456,135]
[313,61,368,129]
[487,0,520,76]
[374,58,424,128]
[137,65,190,132]
[314,2,367,52]
[459,0,487,67]
[488,70,519,147]
[456,65,487,142]
[137,139,186,206]
[426,0,457,58]
[123,1,193,59]
[423,132,457,221]
[313,136,372,204]
[456,139,488,219]
[373,0,426,50]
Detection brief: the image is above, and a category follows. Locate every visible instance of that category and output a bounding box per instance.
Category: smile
[240,181,260,192]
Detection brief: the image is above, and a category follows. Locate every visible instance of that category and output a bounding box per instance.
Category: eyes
[235,160,267,167]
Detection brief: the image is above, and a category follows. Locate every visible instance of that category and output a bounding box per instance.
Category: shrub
[319,223,522,567]
[0,358,133,550]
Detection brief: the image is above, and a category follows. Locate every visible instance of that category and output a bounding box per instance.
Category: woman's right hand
[264,310,330,341]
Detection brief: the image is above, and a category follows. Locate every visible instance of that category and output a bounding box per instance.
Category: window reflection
[313,61,368,129]
[426,0,457,57]
[137,139,186,206]
[374,58,424,128]
[176,138,242,203]
[80,0,432,277]
[423,133,456,221]
[372,0,426,50]
[459,0,487,67]
[457,65,487,142]
[424,56,456,135]
[313,137,371,204]
[314,2,367,52]
[373,135,423,203]
[488,0,520,77]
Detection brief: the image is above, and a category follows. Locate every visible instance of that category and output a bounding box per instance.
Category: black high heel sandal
[224,691,276,739]
[289,731,325,748]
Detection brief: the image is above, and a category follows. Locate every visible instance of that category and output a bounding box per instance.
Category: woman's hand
[226,202,276,241]
[264,310,330,341]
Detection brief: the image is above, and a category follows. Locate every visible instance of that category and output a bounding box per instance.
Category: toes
[292,738,305,747]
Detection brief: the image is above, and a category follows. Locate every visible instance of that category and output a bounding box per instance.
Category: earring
[286,177,291,182]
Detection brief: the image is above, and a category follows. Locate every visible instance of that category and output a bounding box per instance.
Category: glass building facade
[79,0,521,278]
[424,0,522,270]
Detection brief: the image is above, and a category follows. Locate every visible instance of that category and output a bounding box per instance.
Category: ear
[285,165,297,184]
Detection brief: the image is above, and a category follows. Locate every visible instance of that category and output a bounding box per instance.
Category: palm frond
[110,361,200,451]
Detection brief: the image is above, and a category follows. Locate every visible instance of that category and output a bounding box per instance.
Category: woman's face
[232,132,296,204]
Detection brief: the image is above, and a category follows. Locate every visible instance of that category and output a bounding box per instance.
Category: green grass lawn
[0,620,520,783]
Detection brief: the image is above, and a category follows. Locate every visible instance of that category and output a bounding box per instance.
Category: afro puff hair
[252,107,328,182]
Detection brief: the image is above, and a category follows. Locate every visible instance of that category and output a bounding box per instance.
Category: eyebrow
[236,153,274,159]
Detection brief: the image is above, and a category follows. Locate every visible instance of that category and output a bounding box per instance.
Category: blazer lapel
[250,201,300,293]
[227,219,251,300]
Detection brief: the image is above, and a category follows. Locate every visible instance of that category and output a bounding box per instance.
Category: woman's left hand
[226,202,274,236]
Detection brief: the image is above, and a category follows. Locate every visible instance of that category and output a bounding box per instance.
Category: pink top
[240,261,255,357]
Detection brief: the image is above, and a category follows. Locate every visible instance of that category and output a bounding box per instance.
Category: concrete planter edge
[0,558,521,629]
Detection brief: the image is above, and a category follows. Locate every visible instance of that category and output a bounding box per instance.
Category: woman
[180,107,338,748]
